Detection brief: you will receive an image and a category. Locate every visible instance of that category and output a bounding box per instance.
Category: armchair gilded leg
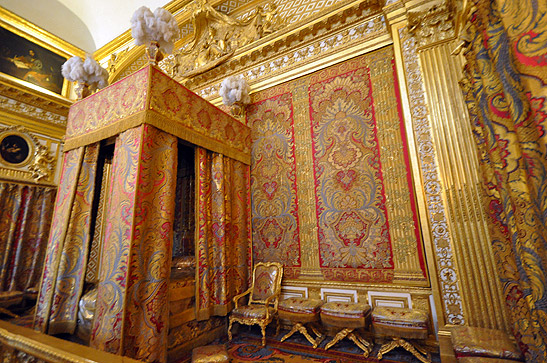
[260,323,267,347]
[228,318,234,341]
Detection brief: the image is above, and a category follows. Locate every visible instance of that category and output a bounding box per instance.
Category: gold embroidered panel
[65,66,251,164]
[248,46,427,284]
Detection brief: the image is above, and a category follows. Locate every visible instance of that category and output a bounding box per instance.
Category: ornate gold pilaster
[384,0,463,327]
[368,50,427,285]
[292,78,323,279]
[408,2,510,331]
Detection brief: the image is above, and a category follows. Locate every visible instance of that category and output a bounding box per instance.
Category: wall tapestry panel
[248,89,301,279]
[249,46,426,284]
[309,61,392,282]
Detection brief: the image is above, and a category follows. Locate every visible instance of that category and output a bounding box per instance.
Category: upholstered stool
[278,297,324,347]
[372,306,430,363]
[191,344,229,363]
[320,301,372,357]
[450,326,523,361]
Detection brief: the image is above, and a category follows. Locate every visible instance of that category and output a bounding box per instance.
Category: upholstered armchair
[228,262,283,346]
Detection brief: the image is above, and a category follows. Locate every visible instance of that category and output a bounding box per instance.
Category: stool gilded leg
[324,328,371,357]
[377,337,431,363]
[309,324,324,348]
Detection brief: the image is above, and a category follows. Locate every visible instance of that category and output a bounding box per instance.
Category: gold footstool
[372,306,430,363]
[191,344,229,363]
[450,326,523,361]
[278,297,324,348]
[319,301,372,357]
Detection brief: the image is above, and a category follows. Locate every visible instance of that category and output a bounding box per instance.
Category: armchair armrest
[233,288,253,308]
[262,292,280,320]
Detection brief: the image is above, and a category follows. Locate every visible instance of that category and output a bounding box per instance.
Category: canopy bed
[32,64,252,363]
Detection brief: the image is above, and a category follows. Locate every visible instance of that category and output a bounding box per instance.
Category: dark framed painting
[0,131,33,166]
[0,26,67,95]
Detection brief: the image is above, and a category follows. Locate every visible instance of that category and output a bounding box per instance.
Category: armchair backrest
[249,262,283,306]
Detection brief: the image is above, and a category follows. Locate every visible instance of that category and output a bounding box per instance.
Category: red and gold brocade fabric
[196,147,251,321]
[460,0,547,360]
[34,144,99,334]
[309,64,392,279]
[90,125,177,363]
[0,183,55,293]
[64,66,250,165]
[247,47,422,283]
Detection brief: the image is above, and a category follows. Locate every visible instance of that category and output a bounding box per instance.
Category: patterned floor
[226,326,441,363]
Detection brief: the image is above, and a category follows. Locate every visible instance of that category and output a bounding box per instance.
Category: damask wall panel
[249,46,426,284]
[309,61,393,282]
[247,91,301,279]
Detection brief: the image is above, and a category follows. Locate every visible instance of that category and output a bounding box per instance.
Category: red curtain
[196,147,252,320]
[0,182,55,293]
[90,125,177,363]
[34,144,100,334]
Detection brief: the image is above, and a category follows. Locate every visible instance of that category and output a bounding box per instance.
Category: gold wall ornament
[74,82,91,100]
[28,144,55,181]
[0,125,56,184]
[408,3,455,49]
[171,0,283,79]
[146,41,164,65]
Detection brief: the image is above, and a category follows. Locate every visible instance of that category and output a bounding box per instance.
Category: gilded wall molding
[0,95,67,128]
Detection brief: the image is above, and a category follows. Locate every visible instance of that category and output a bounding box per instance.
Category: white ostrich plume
[61,56,109,91]
[131,6,179,54]
[219,75,251,106]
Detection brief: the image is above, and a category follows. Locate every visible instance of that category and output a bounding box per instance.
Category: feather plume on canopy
[130,6,180,54]
[61,56,108,92]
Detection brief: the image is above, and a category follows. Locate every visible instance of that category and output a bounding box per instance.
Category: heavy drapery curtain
[459,0,547,360]
[0,182,56,293]
[196,147,251,320]
[90,125,177,363]
[34,144,100,334]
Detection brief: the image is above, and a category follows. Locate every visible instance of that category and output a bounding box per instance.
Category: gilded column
[292,77,323,279]
[408,3,510,331]
[368,50,427,285]
[383,0,463,327]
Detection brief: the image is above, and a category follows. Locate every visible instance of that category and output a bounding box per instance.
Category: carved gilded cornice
[181,0,387,98]
[408,2,455,48]
[0,76,69,132]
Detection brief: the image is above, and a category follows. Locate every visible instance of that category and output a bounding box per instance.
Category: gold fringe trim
[64,112,148,151]
[64,110,251,165]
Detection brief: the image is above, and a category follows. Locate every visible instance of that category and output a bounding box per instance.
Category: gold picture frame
[0,7,85,98]
[0,128,33,167]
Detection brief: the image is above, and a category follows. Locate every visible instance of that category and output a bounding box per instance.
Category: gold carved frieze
[0,77,70,132]
[181,0,387,96]
[168,0,284,79]
[408,3,455,49]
